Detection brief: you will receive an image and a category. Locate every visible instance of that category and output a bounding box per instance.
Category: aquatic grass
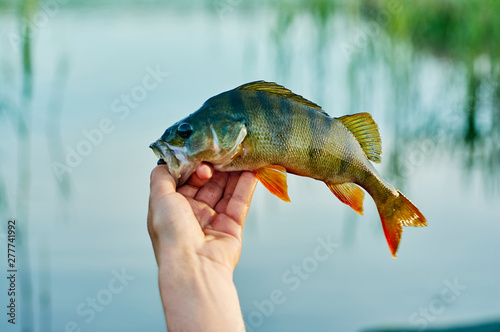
[342,0,500,191]
[376,0,500,64]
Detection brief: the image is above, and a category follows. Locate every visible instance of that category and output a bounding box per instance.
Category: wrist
[157,247,245,332]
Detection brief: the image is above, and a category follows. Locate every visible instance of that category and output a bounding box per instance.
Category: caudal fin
[377,190,427,258]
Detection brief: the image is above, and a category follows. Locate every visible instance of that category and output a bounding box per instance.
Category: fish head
[149,118,205,185]
[150,111,248,186]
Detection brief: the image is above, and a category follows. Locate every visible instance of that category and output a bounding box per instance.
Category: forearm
[158,250,245,332]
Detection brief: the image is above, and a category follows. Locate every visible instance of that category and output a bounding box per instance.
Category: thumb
[148,165,204,249]
[149,165,177,201]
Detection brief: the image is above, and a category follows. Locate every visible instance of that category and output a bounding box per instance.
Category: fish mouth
[149,141,171,165]
[149,140,197,185]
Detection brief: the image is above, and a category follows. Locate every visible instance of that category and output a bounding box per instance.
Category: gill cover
[210,119,248,166]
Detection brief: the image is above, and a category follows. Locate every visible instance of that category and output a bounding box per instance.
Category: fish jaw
[149,140,199,186]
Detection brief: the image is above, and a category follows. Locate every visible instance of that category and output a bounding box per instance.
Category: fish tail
[376,190,426,258]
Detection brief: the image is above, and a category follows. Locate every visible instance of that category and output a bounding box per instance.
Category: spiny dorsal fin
[236,81,327,114]
[337,113,382,163]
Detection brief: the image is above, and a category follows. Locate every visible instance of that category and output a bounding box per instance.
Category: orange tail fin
[376,190,427,258]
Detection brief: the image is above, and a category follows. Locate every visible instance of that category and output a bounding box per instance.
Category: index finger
[177,163,214,198]
[223,171,258,226]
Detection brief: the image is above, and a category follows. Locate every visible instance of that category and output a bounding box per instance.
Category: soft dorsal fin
[236,81,327,114]
[337,113,382,163]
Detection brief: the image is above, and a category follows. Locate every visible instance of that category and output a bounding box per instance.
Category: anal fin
[254,165,291,202]
[326,182,364,215]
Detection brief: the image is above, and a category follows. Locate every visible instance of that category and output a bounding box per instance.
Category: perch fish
[150,81,427,257]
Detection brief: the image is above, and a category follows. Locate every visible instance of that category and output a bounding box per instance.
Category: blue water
[0,3,499,332]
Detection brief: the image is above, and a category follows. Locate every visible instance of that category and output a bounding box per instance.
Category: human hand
[147,164,258,332]
[148,163,258,271]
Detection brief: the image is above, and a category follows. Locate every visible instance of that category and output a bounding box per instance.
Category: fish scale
[150,81,427,257]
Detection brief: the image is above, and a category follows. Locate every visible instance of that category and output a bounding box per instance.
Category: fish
[149,81,427,257]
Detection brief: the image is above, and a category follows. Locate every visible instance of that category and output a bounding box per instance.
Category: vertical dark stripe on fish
[305,108,322,174]
[360,166,374,184]
[338,153,350,175]
[229,89,244,111]
[335,120,354,176]
[257,90,271,114]
[228,89,250,125]
[256,91,274,145]
[278,97,293,154]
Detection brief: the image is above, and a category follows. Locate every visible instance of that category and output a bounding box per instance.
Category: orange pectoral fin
[326,182,364,215]
[253,165,291,202]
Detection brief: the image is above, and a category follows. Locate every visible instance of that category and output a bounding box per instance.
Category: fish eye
[176,122,193,139]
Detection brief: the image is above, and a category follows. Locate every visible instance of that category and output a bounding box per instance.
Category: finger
[149,166,205,245]
[224,171,242,197]
[222,171,258,226]
[196,163,214,181]
[177,163,214,198]
[186,198,217,229]
[147,165,177,261]
[213,171,243,213]
[149,165,177,202]
[194,170,229,208]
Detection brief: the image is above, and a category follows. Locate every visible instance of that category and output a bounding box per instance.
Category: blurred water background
[0,0,499,331]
